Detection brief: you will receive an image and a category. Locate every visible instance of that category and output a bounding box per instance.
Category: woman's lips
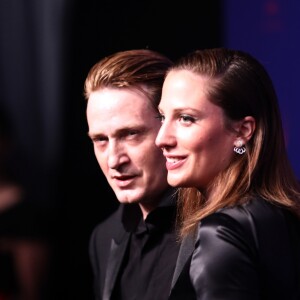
[165,157,186,170]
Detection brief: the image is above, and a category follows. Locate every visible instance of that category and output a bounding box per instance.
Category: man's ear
[237,116,256,142]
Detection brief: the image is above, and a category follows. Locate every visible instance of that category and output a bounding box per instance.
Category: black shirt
[112,190,180,300]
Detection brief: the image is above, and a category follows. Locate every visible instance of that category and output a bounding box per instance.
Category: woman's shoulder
[213,196,287,226]
[198,196,298,247]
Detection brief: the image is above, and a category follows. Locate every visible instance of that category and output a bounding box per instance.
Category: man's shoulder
[89,204,124,257]
[91,204,123,235]
[91,203,142,238]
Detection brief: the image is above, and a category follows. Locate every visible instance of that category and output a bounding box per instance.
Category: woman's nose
[155,121,176,149]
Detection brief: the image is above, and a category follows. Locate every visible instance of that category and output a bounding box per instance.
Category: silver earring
[234,139,246,155]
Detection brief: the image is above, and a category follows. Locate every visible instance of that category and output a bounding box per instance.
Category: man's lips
[111,174,137,188]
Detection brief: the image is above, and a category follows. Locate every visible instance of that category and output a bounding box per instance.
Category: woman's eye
[180,115,195,123]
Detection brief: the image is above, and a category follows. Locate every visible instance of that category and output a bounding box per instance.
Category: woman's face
[155,70,237,189]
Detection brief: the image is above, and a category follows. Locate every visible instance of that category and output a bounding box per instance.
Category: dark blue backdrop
[223,0,300,179]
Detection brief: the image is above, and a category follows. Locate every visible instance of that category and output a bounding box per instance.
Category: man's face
[86,87,169,211]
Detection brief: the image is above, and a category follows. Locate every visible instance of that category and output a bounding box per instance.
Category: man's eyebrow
[87,125,147,139]
[116,125,147,135]
[87,132,104,139]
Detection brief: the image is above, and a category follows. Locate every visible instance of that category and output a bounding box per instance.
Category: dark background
[0,0,299,299]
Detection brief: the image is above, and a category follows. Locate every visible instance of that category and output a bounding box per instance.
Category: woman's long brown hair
[170,48,300,238]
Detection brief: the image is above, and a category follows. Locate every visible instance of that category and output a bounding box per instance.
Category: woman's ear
[237,116,256,142]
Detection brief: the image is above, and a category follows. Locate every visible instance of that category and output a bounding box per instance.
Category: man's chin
[117,198,141,204]
[115,191,142,204]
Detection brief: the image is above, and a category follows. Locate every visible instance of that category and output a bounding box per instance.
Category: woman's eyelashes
[179,114,197,125]
[155,112,198,125]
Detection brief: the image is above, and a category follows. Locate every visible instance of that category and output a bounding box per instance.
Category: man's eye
[92,136,107,144]
[128,131,138,136]
[156,114,165,123]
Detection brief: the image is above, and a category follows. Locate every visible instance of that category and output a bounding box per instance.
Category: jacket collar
[103,187,178,300]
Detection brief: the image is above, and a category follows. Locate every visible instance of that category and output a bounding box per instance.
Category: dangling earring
[234,139,246,155]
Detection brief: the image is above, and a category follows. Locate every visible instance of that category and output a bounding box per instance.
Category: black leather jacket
[170,197,300,300]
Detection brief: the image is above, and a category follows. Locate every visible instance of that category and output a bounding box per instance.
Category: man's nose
[107,142,129,169]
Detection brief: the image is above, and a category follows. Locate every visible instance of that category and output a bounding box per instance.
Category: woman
[156,48,300,299]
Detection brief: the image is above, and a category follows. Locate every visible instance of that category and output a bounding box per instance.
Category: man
[84,49,180,300]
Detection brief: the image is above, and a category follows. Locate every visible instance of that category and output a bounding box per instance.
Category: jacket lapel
[170,232,195,290]
[102,204,141,300]
[102,231,131,300]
